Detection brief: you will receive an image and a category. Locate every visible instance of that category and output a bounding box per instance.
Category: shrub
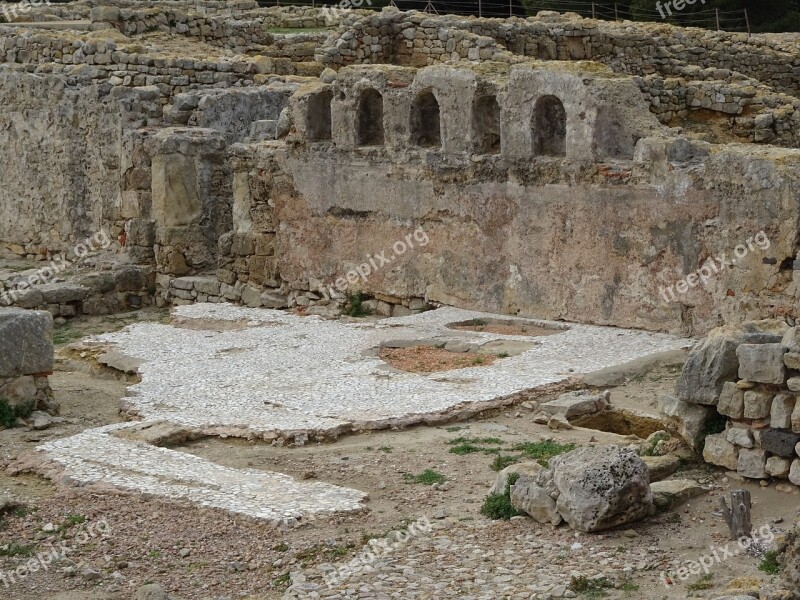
[343,292,372,317]
[480,473,521,520]
[0,398,34,429]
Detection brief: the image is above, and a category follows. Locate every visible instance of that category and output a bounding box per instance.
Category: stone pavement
[31,304,690,523]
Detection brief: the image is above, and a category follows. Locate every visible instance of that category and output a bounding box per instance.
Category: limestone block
[488,461,544,496]
[38,283,89,304]
[791,460,800,486]
[650,479,706,512]
[771,392,796,429]
[785,352,800,370]
[737,448,768,479]
[703,433,739,471]
[0,308,53,377]
[659,395,714,450]
[743,390,772,420]
[766,456,792,478]
[718,382,744,419]
[510,476,562,526]
[736,343,786,384]
[726,426,754,449]
[789,377,800,393]
[538,389,609,419]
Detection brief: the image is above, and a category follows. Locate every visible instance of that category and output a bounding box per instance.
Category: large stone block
[550,446,652,532]
[726,425,754,449]
[718,382,744,419]
[785,352,800,370]
[737,448,768,479]
[675,335,739,405]
[743,389,772,420]
[783,327,800,352]
[793,402,800,434]
[659,394,714,450]
[760,428,800,458]
[0,308,53,377]
[703,433,739,471]
[791,459,800,486]
[771,392,796,430]
[736,343,786,384]
[538,389,609,419]
[38,283,89,304]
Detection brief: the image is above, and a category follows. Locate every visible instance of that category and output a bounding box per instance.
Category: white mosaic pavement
[33,304,692,522]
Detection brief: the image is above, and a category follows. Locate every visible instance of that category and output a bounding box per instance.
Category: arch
[473,94,501,154]
[356,88,384,146]
[410,89,441,148]
[532,95,566,157]
[307,89,333,142]
[592,106,636,160]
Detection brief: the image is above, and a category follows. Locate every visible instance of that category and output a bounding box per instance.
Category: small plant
[272,543,289,552]
[687,573,714,591]
[445,426,464,432]
[490,454,519,471]
[666,512,681,524]
[620,580,639,595]
[448,436,503,445]
[513,440,576,466]
[148,549,162,559]
[641,431,670,456]
[272,571,292,588]
[344,292,372,317]
[497,352,510,358]
[0,542,37,557]
[404,469,445,485]
[53,322,82,345]
[378,445,393,453]
[471,356,485,366]
[0,398,34,429]
[449,443,483,455]
[480,473,521,520]
[759,550,782,574]
[570,575,613,596]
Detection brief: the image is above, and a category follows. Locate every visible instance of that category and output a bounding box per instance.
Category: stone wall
[668,320,800,489]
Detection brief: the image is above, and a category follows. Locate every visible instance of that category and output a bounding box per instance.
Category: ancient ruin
[1,1,799,599]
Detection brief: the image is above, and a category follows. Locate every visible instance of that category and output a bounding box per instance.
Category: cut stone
[737,448,768,479]
[0,308,53,377]
[659,395,714,451]
[650,479,706,512]
[703,433,739,471]
[791,460,800,486]
[488,461,544,496]
[641,454,681,482]
[736,343,786,384]
[785,352,800,370]
[771,392,796,430]
[743,390,772,420]
[725,426,754,449]
[788,377,800,393]
[538,389,609,419]
[718,382,744,419]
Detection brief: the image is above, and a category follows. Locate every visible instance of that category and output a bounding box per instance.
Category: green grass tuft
[404,469,445,485]
[343,292,372,317]
[512,440,576,466]
[0,398,34,429]
[490,455,520,471]
[480,473,521,520]
[759,550,782,575]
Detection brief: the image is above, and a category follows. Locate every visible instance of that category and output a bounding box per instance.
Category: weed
[148,550,162,559]
[0,542,37,557]
[666,513,681,524]
[480,473,521,520]
[378,446,393,453]
[445,426,464,432]
[687,573,714,591]
[295,543,355,567]
[272,543,289,552]
[404,469,445,485]
[471,356,485,365]
[759,550,782,574]
[53,322,82,345]
[272,571,292,588]
[570,575,613,596]
[620,580,639,595]
[0,397,34,428]
[448,436,503,445]
[513,440,576,466]
[641,431,670,456]
[497,352,510,358]
[490,455,519,471]
[344,292,372,317]
[449,443,483,455]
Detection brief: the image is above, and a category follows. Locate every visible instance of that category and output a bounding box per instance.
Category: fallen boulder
[650,479,706,511]
[488,461,544,496]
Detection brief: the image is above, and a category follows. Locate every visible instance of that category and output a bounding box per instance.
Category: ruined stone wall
[216,63,800,336]
[0,69,161,256]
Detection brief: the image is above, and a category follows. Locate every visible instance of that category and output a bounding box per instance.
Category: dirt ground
[1,310,797,599]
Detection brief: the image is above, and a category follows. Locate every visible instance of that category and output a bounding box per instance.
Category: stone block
[791,459,800,486]
[240,285,262,308]
[737,343,786,384]
[718,381,744,418]
[743,389,772,420]
[785,352,800,370]
[766,456,792,478]
[783,327,799,352]
[0,375,37,410]
[650,479,706,512]
[510,476,562,526]
[760,428,800,458]
[726,426,754,449]
[789,377,800,393]
[74,272,116,294]
[38,283,89,304]
[737,448,768,479]
[771,392,796,429]
[703,433,739,471]
[659,394,714,450]
[0,308,53,377]
[538,390,609,419]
